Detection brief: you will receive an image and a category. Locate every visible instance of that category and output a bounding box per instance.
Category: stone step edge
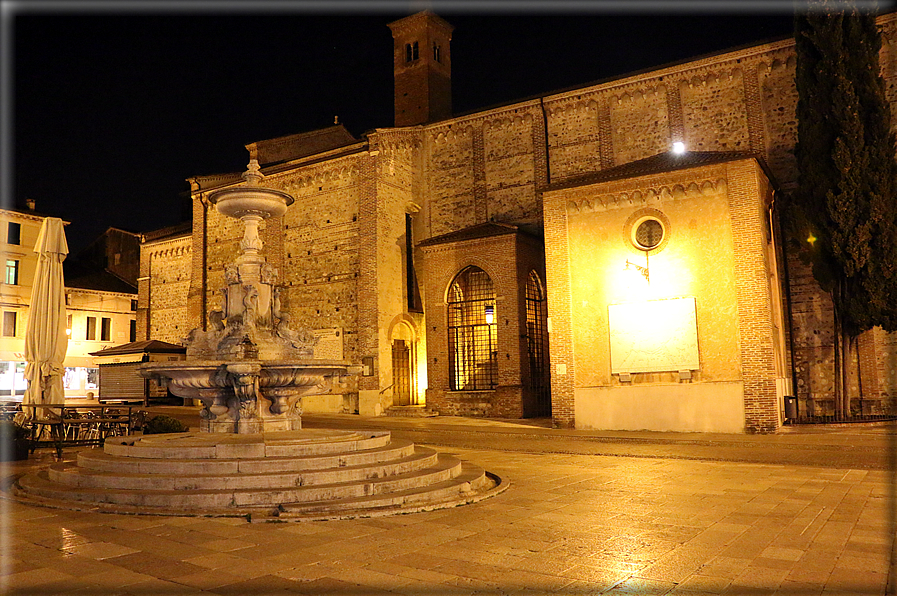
[104,431,392,459]
[50,447,440,490]
[385,406,439,418]
[277,463,490,514]
[77,439,418,475]
[7,470,508,522]
[267,469,507,522]
[15,455,464,508]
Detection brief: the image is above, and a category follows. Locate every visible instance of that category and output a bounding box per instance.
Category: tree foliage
[791,0,897,416]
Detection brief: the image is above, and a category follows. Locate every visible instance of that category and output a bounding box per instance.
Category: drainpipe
[775,190,800,414]
[540,97,551,187]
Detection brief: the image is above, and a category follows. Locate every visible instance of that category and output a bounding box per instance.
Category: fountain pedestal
[140,160,349,433]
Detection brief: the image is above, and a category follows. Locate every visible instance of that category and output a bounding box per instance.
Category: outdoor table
[0,403,21,421]
[21,404,135,460]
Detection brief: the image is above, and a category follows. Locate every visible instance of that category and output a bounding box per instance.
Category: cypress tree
[791,0,897,418]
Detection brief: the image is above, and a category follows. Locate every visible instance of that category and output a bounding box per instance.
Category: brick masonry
[140,13,897,429]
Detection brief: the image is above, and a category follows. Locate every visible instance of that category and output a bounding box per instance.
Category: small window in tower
[405,41,419,63]
[433,42,441,63]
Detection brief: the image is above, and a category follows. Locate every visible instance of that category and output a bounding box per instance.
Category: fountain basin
[208,187,294,219]
[139,359,348,434]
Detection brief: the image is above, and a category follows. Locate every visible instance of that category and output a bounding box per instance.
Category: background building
[138,11,897,432]
[0,205,138,399]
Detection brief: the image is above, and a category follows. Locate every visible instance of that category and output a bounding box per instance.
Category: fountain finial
[242,159,264,186]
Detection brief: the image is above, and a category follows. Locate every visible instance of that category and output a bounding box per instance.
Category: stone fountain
[12,160,504,519]
[139,160,349,433]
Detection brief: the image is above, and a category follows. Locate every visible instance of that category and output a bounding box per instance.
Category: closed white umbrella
[23,217,69,418]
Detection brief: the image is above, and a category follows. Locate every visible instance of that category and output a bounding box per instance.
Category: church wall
[544,159,783,432]
[680,68,751,152]
[608,87,670,165]
[277,158,364,413]
[758,56,798,185]
[420,233,528,418]
[140,13,897,425]
[369,131,424,413]
[546,100,602,181]
[426,127,475,237]
[419,18,896,419]
[483,112,539,225]
[141,237,192,344]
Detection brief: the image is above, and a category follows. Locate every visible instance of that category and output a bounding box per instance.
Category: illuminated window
[5,260,18,285]
[447,266,497,391]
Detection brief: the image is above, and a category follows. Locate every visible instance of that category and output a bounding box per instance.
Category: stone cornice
[561,177,728,215]
[419,229,517,254]
[65,288,137,299]
[369,128,423,152]
[0,209,61,225]
[143,236,192,255]
[425,101,543,136]
[546,163,737,214]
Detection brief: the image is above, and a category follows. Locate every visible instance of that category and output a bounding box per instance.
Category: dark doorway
[392,339,412,406]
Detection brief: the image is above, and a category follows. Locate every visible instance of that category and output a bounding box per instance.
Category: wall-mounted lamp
[65,328,72,337]
[484,304,495,325]
[672,141,686,154]
[625,254,650,283]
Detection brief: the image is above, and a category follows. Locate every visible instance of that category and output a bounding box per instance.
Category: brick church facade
[138,11,897,433]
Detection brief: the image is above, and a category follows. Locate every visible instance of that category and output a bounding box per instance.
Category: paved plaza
[0,410,893,595]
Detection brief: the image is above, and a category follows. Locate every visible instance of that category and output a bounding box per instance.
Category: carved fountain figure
[140,160,349,433]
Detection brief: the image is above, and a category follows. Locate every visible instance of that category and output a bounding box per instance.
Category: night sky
[10,2,800,255]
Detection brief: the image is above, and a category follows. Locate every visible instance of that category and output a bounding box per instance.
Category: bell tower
[387,11,453,127]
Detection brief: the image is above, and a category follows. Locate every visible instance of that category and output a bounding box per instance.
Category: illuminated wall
[544,156,786,433]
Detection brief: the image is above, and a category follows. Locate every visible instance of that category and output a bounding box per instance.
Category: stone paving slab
[2,429,894,595]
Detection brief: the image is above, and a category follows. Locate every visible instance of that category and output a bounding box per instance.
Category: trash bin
[784,396,797,420]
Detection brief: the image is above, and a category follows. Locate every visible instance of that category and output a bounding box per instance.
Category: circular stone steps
[12,430,506,520]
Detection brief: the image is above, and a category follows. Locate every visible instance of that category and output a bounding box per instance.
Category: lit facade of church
[138,11,897,433]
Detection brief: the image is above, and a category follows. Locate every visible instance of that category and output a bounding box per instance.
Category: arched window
[447,266,497,391]
[405,41,419,63]
[525,271,550,415]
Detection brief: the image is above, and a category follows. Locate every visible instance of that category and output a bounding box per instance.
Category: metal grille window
[525,271,551,415]
[447,266,497,391]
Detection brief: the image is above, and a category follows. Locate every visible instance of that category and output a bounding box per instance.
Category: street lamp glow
[672,141,686,154]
